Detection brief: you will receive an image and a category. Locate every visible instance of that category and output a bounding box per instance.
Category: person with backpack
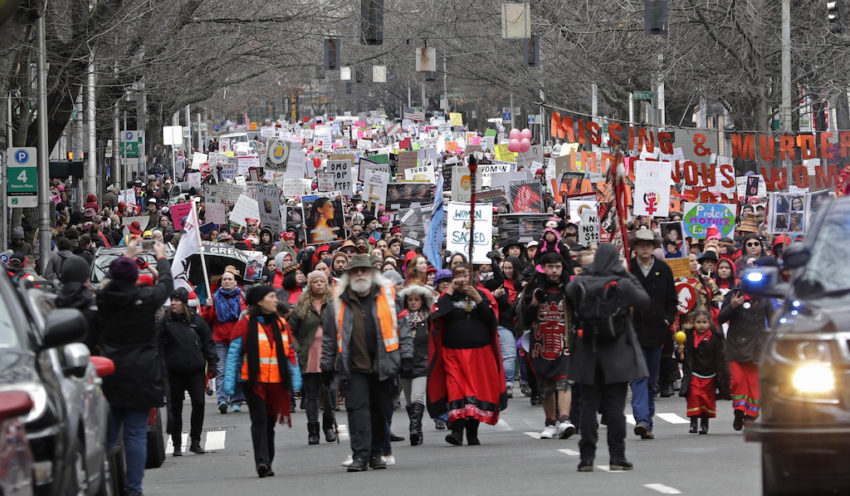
[160,288,217,456]
[566,243,650,472]
[517,251,576,440]
[628,227,678,440]
[43,236,74,281]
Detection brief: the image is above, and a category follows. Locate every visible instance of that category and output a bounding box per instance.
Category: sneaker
[341,455,353,467]
[218,402,228,414]
[557,420,576,439]
[380,455,396,466]
[434,418,447,430]
[231,404,241,413]
[520,384,532,397]
[540,424,558,439]
[506,385,513,398]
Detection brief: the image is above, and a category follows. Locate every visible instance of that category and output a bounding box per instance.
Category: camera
[142,240,155,251]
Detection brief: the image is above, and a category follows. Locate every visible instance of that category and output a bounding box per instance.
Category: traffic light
[644,0,668,36]
[324,38,340,70]
[828,0,845,33]
[361,0,384,45]
[522,35,539,67]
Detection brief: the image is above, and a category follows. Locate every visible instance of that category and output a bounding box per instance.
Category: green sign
[7,147,38,194]
[634,91,653,100]
[120,142,140,158]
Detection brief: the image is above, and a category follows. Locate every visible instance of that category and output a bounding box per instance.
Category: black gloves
[400,358,414,378]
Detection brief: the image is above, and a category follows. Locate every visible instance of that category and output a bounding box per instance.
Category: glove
[400,358,414,378]
[321,369,334,385]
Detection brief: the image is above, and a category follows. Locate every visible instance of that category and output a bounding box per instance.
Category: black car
[0,271,101,496]
[742,195,850,495]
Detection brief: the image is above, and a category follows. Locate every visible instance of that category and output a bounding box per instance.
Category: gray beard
[350,276,373,294]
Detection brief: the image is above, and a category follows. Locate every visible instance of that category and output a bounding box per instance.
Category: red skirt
[443,346,503,425]
[687,375,717,418]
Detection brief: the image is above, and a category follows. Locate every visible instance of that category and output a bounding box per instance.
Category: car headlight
[791,363,835,394]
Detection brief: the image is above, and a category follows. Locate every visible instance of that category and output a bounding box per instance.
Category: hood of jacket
[584,243,626,277]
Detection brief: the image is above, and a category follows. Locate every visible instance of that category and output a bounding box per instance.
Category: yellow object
[675,331,687,345]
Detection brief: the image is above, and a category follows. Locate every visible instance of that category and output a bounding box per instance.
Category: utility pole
[657,53,665,127]
[36,13,51,272]
[86,53,97,198]
[781,0,792,188]
[3,94,12,250]
[443,56,448,112]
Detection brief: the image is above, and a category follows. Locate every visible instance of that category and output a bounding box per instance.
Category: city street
[147,390,761,495]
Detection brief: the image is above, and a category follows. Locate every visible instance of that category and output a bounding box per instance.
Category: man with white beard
[322,254,413,472]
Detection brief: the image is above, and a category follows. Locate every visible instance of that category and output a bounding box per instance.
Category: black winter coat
[566,244,650,385]
[630,258,678,347]
[55,282,98,352]
[159,311,216,374]
[95,257,173,409]
[402,312,429,377]
[678,329,731,399]
[717,291,774,364]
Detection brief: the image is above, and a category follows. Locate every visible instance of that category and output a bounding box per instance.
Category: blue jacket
[224,336,302,395]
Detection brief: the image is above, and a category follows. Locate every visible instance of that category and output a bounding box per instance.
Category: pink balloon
[521,128,532,140]
[520,138,531,152]
[509,129,521,140]
[508,139,521,152]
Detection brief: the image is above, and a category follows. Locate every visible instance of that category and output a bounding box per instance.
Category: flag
[403,106,425,122]
[172,202,201,291]
[424,171,444,270]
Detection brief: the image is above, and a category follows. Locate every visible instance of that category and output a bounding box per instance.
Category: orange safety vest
[240,317,292,383]
[335,285,399,354]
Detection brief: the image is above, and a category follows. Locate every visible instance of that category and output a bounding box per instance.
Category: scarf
[244,314,293,426]
[694,329,712,348]
[214,287,242,322]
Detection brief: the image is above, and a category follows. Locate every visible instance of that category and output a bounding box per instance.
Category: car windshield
[0,288,19,349]
[796,199,850,298]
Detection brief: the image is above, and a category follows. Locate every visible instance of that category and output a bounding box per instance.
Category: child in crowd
[398,285,433,446]
[677,310,730,435]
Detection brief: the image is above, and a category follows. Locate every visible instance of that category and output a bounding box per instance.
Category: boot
[307,422,320,445]
[445,419,465,446]
[410,404,424,446]
[689,417,698,434]
[172,436,182,457]
[189,439,204,454]
[465,419,480,446]
[699,417,709,435]
[322,416,337,443]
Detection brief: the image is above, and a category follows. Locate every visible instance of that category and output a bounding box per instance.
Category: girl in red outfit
[677,310,730,435]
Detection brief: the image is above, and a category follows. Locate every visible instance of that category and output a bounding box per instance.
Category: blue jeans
[630,345,662,431]
[215,342,244,406]
[109,408,149,495]
[497,327,517,386]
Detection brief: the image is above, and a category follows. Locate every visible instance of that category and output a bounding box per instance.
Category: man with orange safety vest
[321,254,413,473]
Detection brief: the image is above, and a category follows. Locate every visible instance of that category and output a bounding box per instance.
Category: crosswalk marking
[557,448,580,456]
[338,424,350,440]
[205,431,227,451]
[644,483,682,494]
[165,434,188,454]
[594,465,625,473]
[626,415,636,425]
[523,431,541,439]
[656,413,689,424]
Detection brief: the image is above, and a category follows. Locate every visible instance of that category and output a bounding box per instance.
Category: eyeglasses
[746,242,760,247]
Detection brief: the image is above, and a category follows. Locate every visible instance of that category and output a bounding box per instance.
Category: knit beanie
[60,255,90,284]
[246,285,275,306]
[307,270,328,284]
[109,257,139,283]
[170,288,189,305]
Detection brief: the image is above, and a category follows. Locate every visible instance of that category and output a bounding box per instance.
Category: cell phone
[142,240,155,251]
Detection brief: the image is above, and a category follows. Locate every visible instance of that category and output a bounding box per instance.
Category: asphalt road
[144,388,761,496]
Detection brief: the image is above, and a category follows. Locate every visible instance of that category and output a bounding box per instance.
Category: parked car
[742,195,850,495]
[0,391,35,496]
[23,287,122,495]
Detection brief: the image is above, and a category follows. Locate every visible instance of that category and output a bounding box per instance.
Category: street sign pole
[37,13,51,273]
[4,93,11,251]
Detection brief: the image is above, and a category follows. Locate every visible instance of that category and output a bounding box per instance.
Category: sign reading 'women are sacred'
[446,202,493,264]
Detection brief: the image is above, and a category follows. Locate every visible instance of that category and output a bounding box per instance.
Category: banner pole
[194,197,212,298]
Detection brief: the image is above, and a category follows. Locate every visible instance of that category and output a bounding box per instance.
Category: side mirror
[740,267,786,299]
[41,308,87,350]
[62,343,91,378]
[782,243,810,269]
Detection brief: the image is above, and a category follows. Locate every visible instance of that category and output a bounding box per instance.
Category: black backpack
[575,279,627,342]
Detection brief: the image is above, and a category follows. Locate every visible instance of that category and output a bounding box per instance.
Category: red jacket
[201,293,247,343]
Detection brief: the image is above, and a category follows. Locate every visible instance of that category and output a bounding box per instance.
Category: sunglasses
[746,242,761,247]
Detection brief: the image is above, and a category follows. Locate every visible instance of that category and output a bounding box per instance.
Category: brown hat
[738,213,759,233]
[212,264,243,282]
[339,239,359,254]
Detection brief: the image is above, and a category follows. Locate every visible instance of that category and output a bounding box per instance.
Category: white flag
[172,203,201,292]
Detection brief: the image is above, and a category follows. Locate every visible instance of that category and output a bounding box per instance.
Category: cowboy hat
[630,226,660,247]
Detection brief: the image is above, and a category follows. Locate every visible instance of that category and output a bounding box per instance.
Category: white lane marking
[205,431,227,451]
[643,483,682,494]
[494,418,512,431]
[338,424,350,440]
[595,465,624,473]
[165,434,188,454]
[657,413,689,424]
[557,448,580,456]
[523,431,541,439]
[626,415,636,425]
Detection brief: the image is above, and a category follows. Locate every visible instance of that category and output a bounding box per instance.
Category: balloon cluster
[507,128,533,153]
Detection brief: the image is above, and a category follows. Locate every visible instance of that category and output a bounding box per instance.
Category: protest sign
[496,213,550,246]
[243,251,266,283]
[219,159,238,180]
[265,139,290,171]
[767,192,807,235]
[257,184,282,234]
[119,189,137,211]
[358,158,390,182]
[397,151,418,174]
[598,203,616,243]
[681,202,736,238]
[404,163,435,183]
[660,221,688,258]
[191,152,207,169]
[633,160,672,217]
[387,182,432,210]
[237,156,260,176]
[580,208,600,247]
[508,180,544,213]
[446,202,492,264]
[302,193,346,244]
[317,172,334,192]
[187,171,202,191]
[230,195,260,227]
[491,170,532,192]
[328,154,354,194]
[169,202,193,231]
[397,205,431,249]
[282,178,311,197]
[204,202,227,225]
[450,166,483,202]
[365,170,389,207]
[217,182,244,205]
